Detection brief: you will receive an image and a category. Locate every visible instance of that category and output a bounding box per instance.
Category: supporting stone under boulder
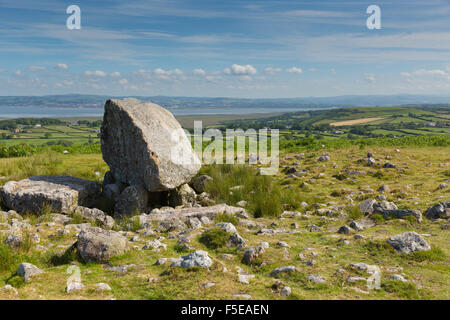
[0,176,101,214]
[100,98,201,192]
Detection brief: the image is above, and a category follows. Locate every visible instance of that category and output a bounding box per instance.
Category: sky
[0,0,449,98]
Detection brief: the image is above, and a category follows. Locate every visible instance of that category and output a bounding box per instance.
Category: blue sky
[0,0,449,97]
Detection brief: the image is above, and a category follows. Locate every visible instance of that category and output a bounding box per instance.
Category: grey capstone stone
[101,98,201,192]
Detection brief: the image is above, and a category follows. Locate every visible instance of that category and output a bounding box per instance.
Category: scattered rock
[387,232,431,254]
[17,263,43,283]
[77,227,128,263]
[95,283,112,291]
[338,225,353,234]
[171,250,213,268]
[72,206,114,229]
[280,286,291,297]
[270,266,297,277]
[242,246,264,265]
[5,234,22,248]
[66,281,85,293]
[359,199,377,215]
[2,284,18,295]
[425,201,450,220]
[192,175,213,194]
[307,274,326,284]
[390,274,408,282]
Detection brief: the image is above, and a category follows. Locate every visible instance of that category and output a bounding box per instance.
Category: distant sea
[0,105,317,119]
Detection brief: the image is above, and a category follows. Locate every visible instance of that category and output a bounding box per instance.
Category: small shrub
[370,213,386,224]
[0,241,15,272]
[199,227,229,249]
[347,206,362,220]
[382,280,420,299]
[215,213,239,226]
[6,275,25,288]
[408,247,446,262]
[70,212,85,225]
[47,243,80,266]
[363,240,396,257]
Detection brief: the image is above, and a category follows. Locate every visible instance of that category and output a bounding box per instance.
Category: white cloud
[193,68,206,76]
[308,68,317,72]
[154,68,184,76]
[111,71,121,77]
[240,75,252,81]
[56,63,68,70]
[413,69,446,76]
[225,64,257,75]
[331,68,337,75]
[119,78,128,85]
[14,70,22,76]
[264,67,282,75]
[364,73,376,83]
[27,66,45,72]
[286,67,303,74]
[84,70,107,77]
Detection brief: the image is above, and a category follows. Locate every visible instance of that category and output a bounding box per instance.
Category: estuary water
[0,105,317,119]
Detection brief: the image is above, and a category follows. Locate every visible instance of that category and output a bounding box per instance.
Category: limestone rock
[359,199,376,215]
[114,185,149,216]
[72,206,114,229]
[425,201,450,220]
[387,232,431,254]
[270,266,297,277]
[242,246,265,265]
[171,250,213,268]
[100,98,201,192]
[0,176,100,214]
[17,263,43,283]
[77,227,128,263]
[192,175,213,193]
[168,183,196,207]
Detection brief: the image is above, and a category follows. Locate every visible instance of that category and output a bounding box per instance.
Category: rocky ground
[0,145,448,300]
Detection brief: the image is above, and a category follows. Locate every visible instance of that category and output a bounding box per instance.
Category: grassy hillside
[0,144,448,300]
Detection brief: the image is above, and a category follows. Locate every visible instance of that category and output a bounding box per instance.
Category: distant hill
[0,94,449,109]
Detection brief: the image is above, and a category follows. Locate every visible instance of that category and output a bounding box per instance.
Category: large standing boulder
[0,176,101,214]
[100,98,201,192]
[77,227,128,263]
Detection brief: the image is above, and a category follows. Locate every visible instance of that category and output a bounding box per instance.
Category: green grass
[199,227,229,250]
